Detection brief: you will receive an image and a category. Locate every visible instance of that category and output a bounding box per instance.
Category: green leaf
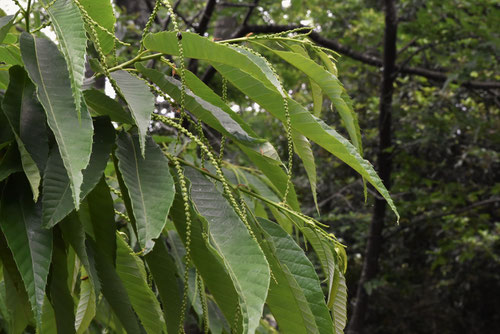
[136,63,262,144]
[59,211,101,296]
[144,238,183,334]
[135,63,300,210]
[84,176,116,263]
[75,267,96,334]
[0,14,16,44]
[142,32,391,215]
[1,268,31,333]
[266,47,362,154]
[84,89,134,124]
[83,178,143,333]
[41,0,87,119]
[144,32,281,94]
[20,33,93,209]
[111,70,154,156]
[329,268,347,334]
[2,65,49,201]
[292,130,319,214]
[0,96,14,146]
[0,176,53,328]
[169,195,241,331]
[115,233,167,334]
[42,117,115,228]
[211,62,398,220]
[40,296,57,334]
[78,0,116,54]
[185,167,270,334]
[301,227,337,311]
[288,44,322,117]
[257,220,318,334]
[88,240,143,333]
[0,232,34,334]
[0,145,22,182]
[115,131,175,253]
[316,50,338,77]
[0,46,23,65]
[48,228,75,334]
[258,218,334,334]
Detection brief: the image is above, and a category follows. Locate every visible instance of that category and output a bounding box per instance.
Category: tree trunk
[346,1,397,333]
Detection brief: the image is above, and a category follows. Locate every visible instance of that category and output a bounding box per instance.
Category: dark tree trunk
[346,1,398,333]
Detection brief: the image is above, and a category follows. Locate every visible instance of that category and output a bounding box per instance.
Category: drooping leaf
[0,232,33,334]
[143,31,397,219]
[301,227,337,311]
[78,0,116,54]
[2,65,49,201]
[288,44,322,117]
[185,167,270,334]
[0,14,16,44]
[20,33,93,209]
[316,49,338,76]
[42,117,115,228]
[329,267,347,334]
[256,221,318,334]
[137,63,261,144]
[265,47,362,154]
[0,45,22,65]
[59,211,101,297]
[75,267,96,334]
[144,237,183,334]
[292,130,319,214]
[259,218,334,334]
[144,32,281,94]
[84,89,133,124]
[0,145,21,182]
[40,296,57,334]
[0,176,53,328]
[87,239,143,334]
[115,233,167,334]
[169,189,241,331]
[0,96,14,146]
[48,228,75,334]
[111,70,154,156]
[41,0,87,119]
[211,62,399,220]
[83,178,143,333]
[83,176,116,263]
[115,131,175,253]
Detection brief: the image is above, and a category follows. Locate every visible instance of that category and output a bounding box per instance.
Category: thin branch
[201,0,260,83]
[384,197,500,240]
[217,2,257,8]
[189,0,217,73]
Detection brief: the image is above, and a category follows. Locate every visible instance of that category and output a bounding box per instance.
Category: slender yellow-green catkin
[196,271,209,333]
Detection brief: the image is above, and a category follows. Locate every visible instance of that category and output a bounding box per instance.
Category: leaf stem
[25,0,31,32]
[107,52,162,73]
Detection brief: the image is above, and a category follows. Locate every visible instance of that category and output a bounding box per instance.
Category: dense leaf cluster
[0,0,398,333]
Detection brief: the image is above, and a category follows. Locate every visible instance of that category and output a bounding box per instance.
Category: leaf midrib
[32,37,74,191]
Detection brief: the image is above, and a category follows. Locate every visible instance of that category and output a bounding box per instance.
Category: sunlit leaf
[20,33,93,208]
[115,131,175,253]
[185,167,270,334]
[0,176,53,328]
[78,0,116,54]
[111,70,154,156]
[116,233,167,334]
[41,0,87,119]
[2,65,48,201]
[42,117,115,228]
